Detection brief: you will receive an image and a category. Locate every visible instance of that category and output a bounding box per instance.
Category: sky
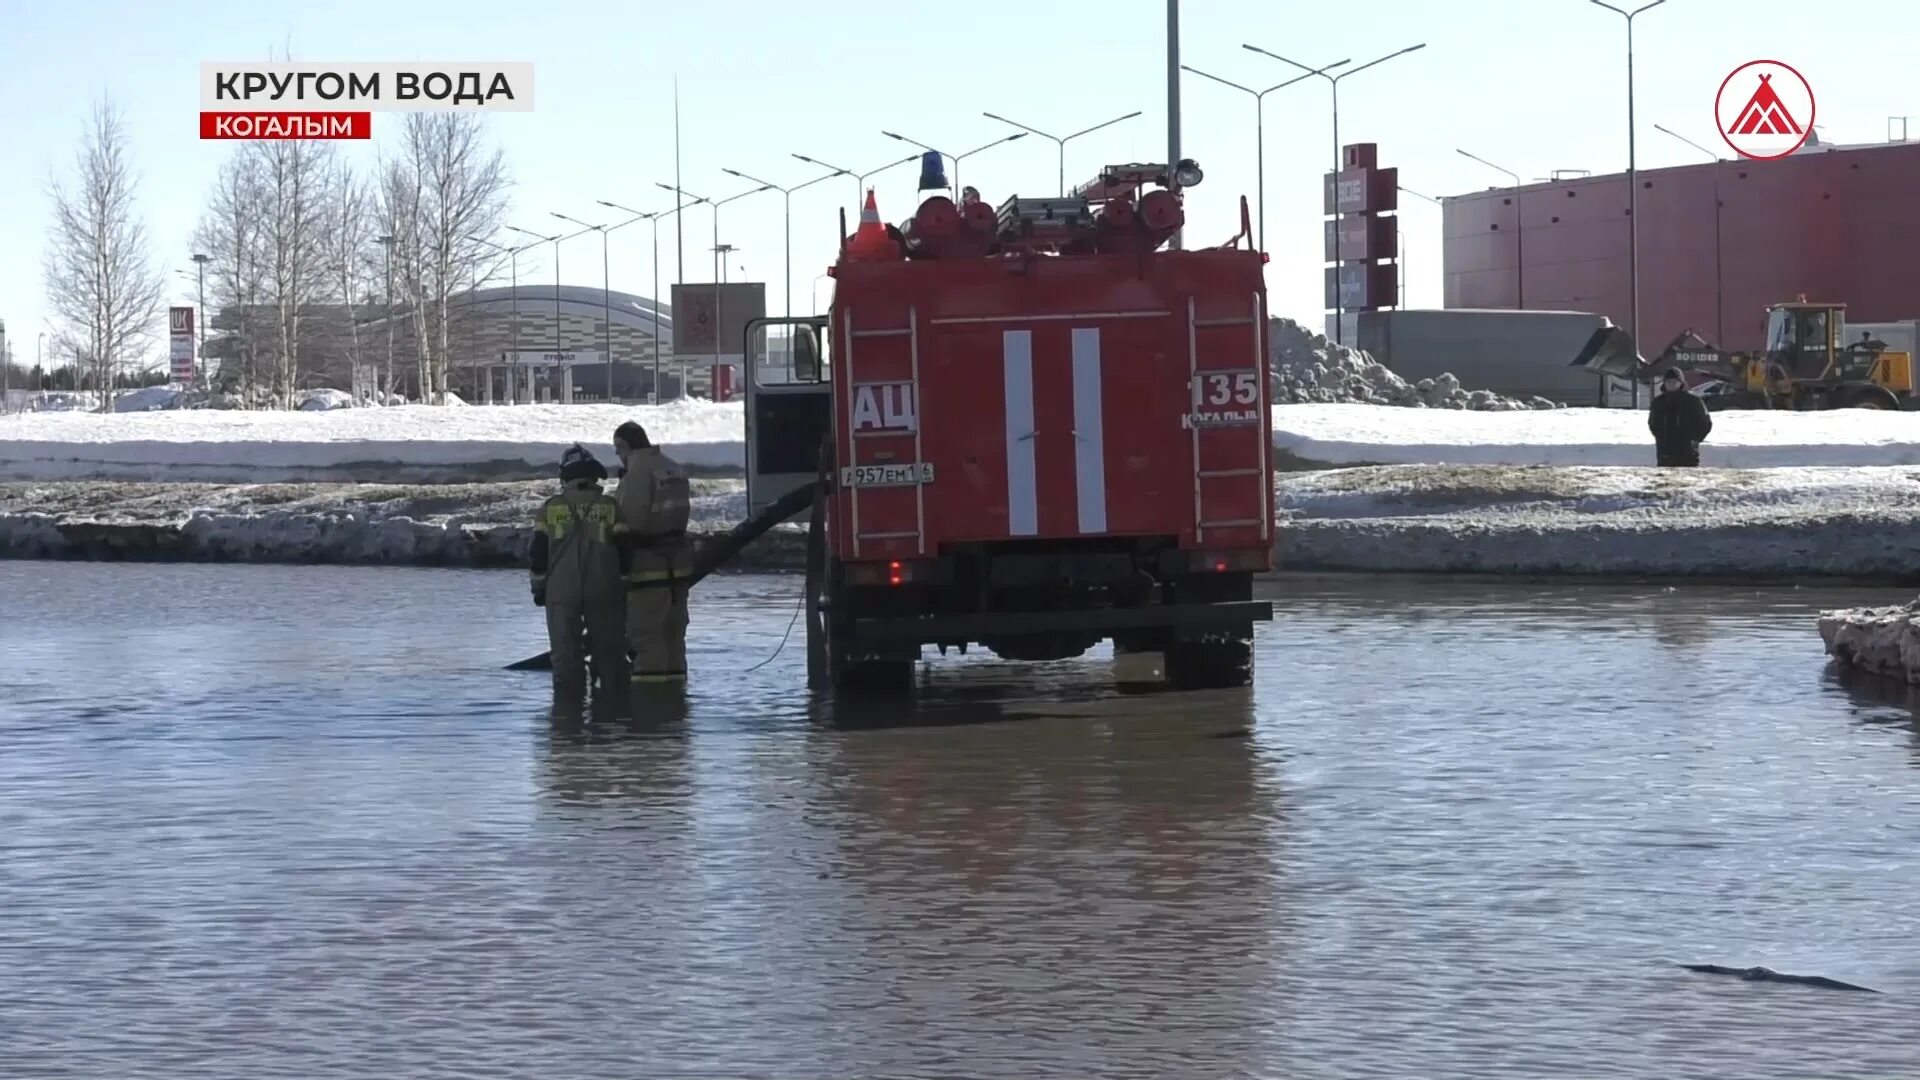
[3,0,1915,370]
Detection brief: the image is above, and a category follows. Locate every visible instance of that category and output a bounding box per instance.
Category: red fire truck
[740,159,1274,692]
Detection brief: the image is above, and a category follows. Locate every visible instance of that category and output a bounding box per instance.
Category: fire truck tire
[1165,636,1254,690]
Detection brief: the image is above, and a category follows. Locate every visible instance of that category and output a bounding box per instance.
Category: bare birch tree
[251,138,336,408]
[381,112,511,403]
[323,164,378,401]
[195,148,270,403]
[43,97,164,412]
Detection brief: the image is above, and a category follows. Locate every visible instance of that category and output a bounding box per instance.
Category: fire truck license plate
[840,462,934,487]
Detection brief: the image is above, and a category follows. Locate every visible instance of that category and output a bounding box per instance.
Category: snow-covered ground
[1269,404,1920,468]
[1276,464,1920,577]
[0,478,799,569]
[7,399,1920,483]
[12,466,1920,579]
[0,401,744,482]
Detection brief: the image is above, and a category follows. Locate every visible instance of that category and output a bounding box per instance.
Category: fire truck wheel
[1165,636,1254,690]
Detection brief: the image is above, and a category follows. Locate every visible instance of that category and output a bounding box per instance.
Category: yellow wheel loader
[1575,298,1917,411]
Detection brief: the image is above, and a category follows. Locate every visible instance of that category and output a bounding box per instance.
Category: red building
[1442,136,1920,353]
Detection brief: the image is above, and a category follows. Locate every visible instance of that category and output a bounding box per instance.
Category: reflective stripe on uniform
[630,671,687,683]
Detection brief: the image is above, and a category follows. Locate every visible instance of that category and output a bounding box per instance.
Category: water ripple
[2,564,1918,1078]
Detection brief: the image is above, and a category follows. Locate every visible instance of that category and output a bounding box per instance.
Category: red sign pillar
[1322,143,1401,341]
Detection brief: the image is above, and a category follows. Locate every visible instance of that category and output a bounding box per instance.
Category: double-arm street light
[792,152,919,212]
[598,199,696,404]
[506,223,596,362]
[1456,148,1525,309]
[980,110,1142,197]
[655,181,774,285]
[719,163,850,318]
[554,209,651,401]
[1180,62,1347,253]
[1590,0,1668,408]
[468,234,537,391]
[1243,40,1429,344]
[655,182,774,393]
[879,130,1027,202]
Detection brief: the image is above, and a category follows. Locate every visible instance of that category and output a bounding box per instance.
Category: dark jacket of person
[1648,381,1713,466]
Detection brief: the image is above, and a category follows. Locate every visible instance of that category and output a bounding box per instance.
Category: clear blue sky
[3,0,1912,368]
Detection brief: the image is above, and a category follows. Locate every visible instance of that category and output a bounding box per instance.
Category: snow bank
[0,401,746,483]
[0,478,800,570]
[13,466,1920,579]
[1818,601,1920,683]
[1277,464,1920,577]
[11,393,1920,486]
[1270,318,1560,411]
[1270,403,1920,469]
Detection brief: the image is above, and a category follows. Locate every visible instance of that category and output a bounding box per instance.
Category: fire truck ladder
[1186,294,1272,546]
[843,305,927,559]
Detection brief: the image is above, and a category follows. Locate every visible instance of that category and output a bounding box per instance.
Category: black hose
[505,478,827,671]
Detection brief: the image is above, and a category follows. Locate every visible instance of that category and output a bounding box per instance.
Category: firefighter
[529,444,629,697]
[1648,366,1713,467]
[612,420,694,685]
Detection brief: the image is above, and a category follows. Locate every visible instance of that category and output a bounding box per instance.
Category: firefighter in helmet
[529,444,629,697]
[612,420,694,685]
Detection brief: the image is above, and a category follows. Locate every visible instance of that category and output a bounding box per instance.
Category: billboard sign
[1324,215,1398,262]
[168,306,196,384]
[671,282,766,357]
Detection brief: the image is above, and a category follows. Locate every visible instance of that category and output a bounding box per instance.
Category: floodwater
[4,564,1920,1079]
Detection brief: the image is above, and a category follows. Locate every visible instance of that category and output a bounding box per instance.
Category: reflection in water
[6,563,1920,1078]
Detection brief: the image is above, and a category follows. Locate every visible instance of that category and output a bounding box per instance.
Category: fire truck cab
[741,161,1275,693]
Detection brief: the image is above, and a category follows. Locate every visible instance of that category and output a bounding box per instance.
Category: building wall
[1442,141,1920,353]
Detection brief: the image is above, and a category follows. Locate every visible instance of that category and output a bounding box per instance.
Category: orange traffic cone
[846,188,899,261]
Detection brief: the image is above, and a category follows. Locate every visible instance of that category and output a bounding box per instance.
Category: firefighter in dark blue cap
[529,443,628,696]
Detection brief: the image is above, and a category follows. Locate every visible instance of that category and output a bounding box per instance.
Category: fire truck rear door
[743,316,833,519]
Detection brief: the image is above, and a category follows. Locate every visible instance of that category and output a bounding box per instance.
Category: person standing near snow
[1648,367,1713,467]
[529,444,629,698]
[612,420,693,686]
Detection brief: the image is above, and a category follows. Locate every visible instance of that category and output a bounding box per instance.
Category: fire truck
[740,158,1275,692]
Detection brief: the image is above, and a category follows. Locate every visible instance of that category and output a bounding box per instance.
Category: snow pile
[1270,318,1561,411]
[1818,600,1920,683]
[1277,464,1920,577]
[0,400,746,483]
[1270,402,1920,469]
[0,477,800,570]
[295,388,357,411]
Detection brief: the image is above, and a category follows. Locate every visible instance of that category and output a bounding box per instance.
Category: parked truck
[739,159,1275,693]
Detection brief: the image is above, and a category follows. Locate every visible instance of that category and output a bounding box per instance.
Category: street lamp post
[1655,122,1725,345]
[554,210,651,402]
[1397,186,1443,309]
[879,131,1027,203]
[1243,40,1429,345]
[470,234,535,403]
[1179,63,1347,253]
[979,110,1143,197]
[720,164,849,319]
[507,224,595,402]
[1456,148,1525,309]
[190,253,210,387]
[793,153,919,214]
[657,182,775,398]
[1591,0,1667,408]
[601,199,695,403]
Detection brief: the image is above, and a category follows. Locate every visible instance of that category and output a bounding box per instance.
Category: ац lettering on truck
[744,157,1275,692]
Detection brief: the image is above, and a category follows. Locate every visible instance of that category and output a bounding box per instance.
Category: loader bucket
[1569,325,1652,381]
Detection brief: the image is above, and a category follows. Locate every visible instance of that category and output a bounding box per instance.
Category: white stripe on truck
[1002,329,1038,536]
[1070,327,1108,534]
